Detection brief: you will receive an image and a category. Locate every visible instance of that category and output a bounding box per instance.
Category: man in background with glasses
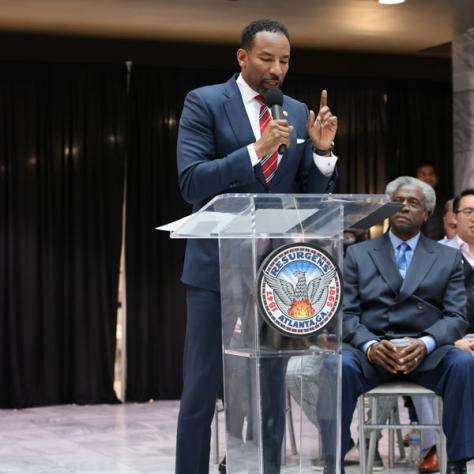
[442,189,474,350]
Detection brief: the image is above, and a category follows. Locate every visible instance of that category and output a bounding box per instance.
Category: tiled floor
[0,401,472,473]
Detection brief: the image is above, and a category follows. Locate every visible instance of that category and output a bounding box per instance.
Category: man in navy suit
[175,19,339,474]
[319,176,474,474]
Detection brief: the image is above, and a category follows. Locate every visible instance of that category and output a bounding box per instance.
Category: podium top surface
[167,193,398,239]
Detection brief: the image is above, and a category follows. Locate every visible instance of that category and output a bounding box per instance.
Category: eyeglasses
[456,208,474,217]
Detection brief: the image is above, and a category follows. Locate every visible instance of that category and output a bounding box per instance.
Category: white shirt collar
[236,74,260,105]
[454,234,471,252]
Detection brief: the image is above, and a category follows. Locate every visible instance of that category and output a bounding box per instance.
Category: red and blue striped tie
[255,95,278,185]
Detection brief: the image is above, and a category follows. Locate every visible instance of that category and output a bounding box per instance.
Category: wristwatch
[313,141,335,156]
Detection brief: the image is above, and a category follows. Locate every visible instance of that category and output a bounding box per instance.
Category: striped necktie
[255,95,278,185]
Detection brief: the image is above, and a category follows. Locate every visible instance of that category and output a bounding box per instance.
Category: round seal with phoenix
[256,243,342,338]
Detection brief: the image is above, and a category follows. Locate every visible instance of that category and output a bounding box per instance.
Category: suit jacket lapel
[369,234,403,295]
[222,77,266,187]
[397,236,437,303]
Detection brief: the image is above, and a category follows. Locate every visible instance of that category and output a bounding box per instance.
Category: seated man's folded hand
[398,338,428,374]
[454,337,474,352]
[368,340,400,374]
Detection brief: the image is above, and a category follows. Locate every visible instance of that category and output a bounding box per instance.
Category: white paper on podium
[156,214,192,232]
[157,208,318,236]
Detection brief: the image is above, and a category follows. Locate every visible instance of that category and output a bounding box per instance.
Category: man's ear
[424,209,431,222]
[236,48,247,68]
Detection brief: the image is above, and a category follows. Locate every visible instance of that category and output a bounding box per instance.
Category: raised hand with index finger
[306,89,338,155]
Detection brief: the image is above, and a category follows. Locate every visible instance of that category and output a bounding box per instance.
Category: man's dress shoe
[447,461,467,474]
[419,446,439,473]
[218,456,226,473]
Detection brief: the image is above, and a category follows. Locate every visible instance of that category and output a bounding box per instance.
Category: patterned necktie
[395,242,410,278]
[255,95,278,185]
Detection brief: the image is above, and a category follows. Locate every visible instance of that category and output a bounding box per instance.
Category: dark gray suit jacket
[343,233,468,377]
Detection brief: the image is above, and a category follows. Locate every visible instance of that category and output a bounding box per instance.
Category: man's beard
[257,78,283,94]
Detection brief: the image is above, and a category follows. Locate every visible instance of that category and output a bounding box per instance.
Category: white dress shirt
[439,235,474,337]
[442,234,474,269]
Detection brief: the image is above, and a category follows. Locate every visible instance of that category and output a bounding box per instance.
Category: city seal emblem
[256,243,342,337]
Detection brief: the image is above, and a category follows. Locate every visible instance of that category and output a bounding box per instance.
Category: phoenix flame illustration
[263,268,336,319]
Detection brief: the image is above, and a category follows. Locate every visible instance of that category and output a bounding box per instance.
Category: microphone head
[264,88,283,107]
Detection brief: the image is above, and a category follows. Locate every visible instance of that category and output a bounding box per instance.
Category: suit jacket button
[416,303,424,310]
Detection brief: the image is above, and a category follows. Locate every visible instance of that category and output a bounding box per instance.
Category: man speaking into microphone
[176,19,339,474]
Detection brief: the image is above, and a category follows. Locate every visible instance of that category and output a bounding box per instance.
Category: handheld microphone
[264,88,286,154]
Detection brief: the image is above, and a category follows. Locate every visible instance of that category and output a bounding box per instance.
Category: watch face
[256,243,342,338]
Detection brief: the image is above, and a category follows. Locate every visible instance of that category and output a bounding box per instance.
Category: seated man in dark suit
[319,176,474,474]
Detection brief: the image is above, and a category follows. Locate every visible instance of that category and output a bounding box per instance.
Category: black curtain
[125,67,231,401]
[386,81,453,197]
[0,61,453,405]
[0,63,126,408]
[284,76,388,193]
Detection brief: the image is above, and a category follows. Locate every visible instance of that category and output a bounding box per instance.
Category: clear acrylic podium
[170,193,391,474]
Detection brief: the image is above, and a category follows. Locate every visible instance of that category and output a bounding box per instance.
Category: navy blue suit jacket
[342,233,468,377]
[177,75,337,291]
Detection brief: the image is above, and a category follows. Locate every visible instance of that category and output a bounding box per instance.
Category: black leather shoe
[447,461,467,474]
[218,456,226,473]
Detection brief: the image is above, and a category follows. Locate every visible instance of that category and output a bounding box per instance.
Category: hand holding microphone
[265,88,289,155]
[254,88,293,159]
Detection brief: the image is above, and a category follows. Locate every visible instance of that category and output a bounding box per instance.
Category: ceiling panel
[0,0,472,56]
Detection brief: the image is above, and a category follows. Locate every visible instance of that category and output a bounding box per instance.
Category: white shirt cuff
[248,144,260,167]
[362,340,378,354]
[313,152,338,177]
[250,145,338,175]
[420,335,436,354]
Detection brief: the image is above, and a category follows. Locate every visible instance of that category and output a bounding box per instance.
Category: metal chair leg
[434,397,447,474]
[282,390,298,465]
[358,396,367,474]
[286,391,298,455]
[367,396,378,474]
[388,409,395,469]
[211,400,220,464]
[394,405,406,459]
[281,422,287,465]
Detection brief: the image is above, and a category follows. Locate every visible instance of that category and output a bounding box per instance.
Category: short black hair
[240,19,290,50]
[443,198,454,215]
[453,188,474,213]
